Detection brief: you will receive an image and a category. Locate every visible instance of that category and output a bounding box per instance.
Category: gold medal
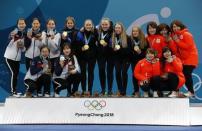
[100,39,106,45]
[84,45,89,50]
[115,44,120,50]
[134,46,139,51]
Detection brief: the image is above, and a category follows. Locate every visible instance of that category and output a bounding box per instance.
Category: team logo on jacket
[156,38,161,43]
[179,35,183,40]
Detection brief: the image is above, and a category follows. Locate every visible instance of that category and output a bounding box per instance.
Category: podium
[0,98,193,125]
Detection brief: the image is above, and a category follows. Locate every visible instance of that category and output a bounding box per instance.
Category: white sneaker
[184,92,194,97]
[54,93,60,98]
[44,94,50,97]
[37,93,43,97]
[33,95,37,98]
[153,91,158,98]
[168,91,177,98]
[143,92,149,98]
[12,93,21,98]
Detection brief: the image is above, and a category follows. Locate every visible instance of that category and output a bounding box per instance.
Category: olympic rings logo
[84,100,106,110]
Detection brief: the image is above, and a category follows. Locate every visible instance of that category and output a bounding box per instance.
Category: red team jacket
[146,35,167,58]
[172,29,198,67]
[134,57,185,89]
[134,58,161,84]
[161,56,185,89]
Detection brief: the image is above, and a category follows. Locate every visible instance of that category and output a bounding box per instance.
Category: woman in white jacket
[25,18,45,70]
[53,44,80,97]
[42,18,61,74]
[4,18,27,97]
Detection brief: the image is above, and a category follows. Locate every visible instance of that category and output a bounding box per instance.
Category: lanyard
[84,34,91,45]
[133,40,139,46]
[101,32,107,40]
[115,37,121,45]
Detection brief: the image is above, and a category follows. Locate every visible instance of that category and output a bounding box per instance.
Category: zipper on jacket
[33,39,36,58]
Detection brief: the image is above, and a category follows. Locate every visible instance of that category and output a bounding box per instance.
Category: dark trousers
[159,73,179,91]
[131,62,139,93]
[54,73,81,95]
[97,56,107,93]
[140,73,179,92]
[67,73,81,95]
[140,76,161,92]
[114,59,130,95]
[50,57,58,74]
[107,56,115,93]
[25,57,32,70]
[24,74,51,95]
[78,58,96,94]
[24,79,37,93]
[37,74,51,95]
[5,58,20,94]
[183,65,195,94]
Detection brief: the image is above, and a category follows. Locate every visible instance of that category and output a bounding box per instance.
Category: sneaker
[94,91,100,97]
[73,91,81,98]
[54,93,60,98]
[108,91,113,97]
[44,94,50,97]
[116,91,123,97]
[143,92,149,98]
[81,92,85,97]
[132,92,140,98]
[168,91,177,98]
[184,92,194,97]
[84,91,91,97]
[33,94,37,98]
[153,91,158,98]
[148,91,153,97]
[157,91,164,97]
[12,92,21,98]
[37,93,43,97]
[25,92,32,98]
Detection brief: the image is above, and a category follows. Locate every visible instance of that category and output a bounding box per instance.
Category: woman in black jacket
[130,26,148,97]
[61,16,79,54]
[97,18,113,95]
[76,19,98,96]
[111,22,131,96]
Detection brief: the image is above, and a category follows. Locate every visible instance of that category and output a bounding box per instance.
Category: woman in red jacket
[157,23,177,55]
[134,48,161,97]
[170,20,199,97]
[146,21,166,58]
[160,47,185,97]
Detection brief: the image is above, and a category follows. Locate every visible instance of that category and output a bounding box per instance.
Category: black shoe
[108,91,113,97]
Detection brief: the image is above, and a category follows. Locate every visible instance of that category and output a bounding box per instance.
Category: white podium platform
[190,105,202,125]
[0,98,193,125]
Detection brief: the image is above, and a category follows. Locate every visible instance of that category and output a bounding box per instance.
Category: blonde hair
[131,26,148,49]
[98,17,111,33]
[83,19,95,32]
[112,22,127,48]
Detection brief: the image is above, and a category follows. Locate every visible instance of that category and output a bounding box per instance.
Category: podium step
[0,98,190,125]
